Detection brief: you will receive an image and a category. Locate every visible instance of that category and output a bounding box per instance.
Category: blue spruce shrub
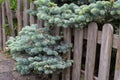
[6,24,72,75]
[28,0,120,28]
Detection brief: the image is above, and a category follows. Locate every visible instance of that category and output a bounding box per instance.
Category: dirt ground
[0,53,39,80]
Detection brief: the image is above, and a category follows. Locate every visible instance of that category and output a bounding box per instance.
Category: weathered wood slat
[0,4,2,50]
[55,27,60,35]
[83,29,118,49]
[113,35,119,49]
[114,29,120,80]
[81,70,98,80]
[72,29,83,80]
[30,2,35,25]
[37,20,43,28]
[98,24,113,80]
[23,0,29,26]
[1,0,120,79]
[52,73,59,80]
[17,0,23,32]
[52,27,60,80]
[62,28,71,80]
[2,7,120,49]
[85,22,98,80]
[2,3,6,51]
[5,0,15,36]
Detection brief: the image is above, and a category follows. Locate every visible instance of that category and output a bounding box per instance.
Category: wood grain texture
[30,2,35,25]
[55,27,60,35]
[83,29,118,49]
[2,3,6,51]
[0,4,2,49]
[52,73,59,80]
[5,0,15,36]
[17,0,23,32]
[98,24,113,80]
[81,70,98,80]
[37,20,43,28]
[85,22,98,80]
[23,0,29,26]
[72,29,83,80]
[114,28,120,80]
[62,28,71,80]
[52,27,60,80]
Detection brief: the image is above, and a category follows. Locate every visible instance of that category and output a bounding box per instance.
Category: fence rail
[0,0,120,80]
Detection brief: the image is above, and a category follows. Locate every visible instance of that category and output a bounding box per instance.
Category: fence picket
[62,28,71,80]
[52,73,59,80]
[0,0,120,79]
[5,0,15,36]
[55,27,60,35]
[2,3,6,51]
[114,29,120,80]
[17,0,23,32]
[0,4,2,50]
[85,22,98,80]
[98,24,113,80]
[30,2,35,24]
[23,0,29,26]
[52,27,60,80]
[37,20,43,28]
[72,29,83,80]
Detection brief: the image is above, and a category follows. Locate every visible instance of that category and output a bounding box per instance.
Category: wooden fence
[0,0,120,80]
[0,0,42,51]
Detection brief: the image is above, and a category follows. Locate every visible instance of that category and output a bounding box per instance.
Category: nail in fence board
[85,22,98,80]
[72,29,83,80]
[98,24,113,80]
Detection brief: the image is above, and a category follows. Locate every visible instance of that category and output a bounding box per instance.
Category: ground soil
[0,53,40,80]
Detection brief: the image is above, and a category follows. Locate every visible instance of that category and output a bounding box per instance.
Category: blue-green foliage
[28,0,120,28]
[6,24,72,75]
[51,0,111,5]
